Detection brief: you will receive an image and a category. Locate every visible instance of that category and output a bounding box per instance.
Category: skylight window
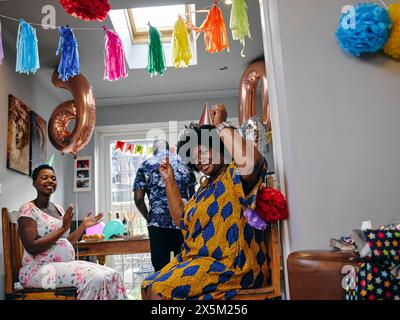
[127,5,192,44]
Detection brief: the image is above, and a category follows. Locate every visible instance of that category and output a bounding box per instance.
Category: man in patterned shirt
[133,139,197,271]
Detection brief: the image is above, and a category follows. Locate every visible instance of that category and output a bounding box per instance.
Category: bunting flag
[16,19,40,74]
[186,1,230,54]
[0,20,4,65]
[147,146,153,155]
[125,143,134,154]
[115,140,125,152]
[134,144,144,155]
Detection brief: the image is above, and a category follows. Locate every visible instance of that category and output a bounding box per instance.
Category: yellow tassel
[384,2,400,59]
[172,18,192,68]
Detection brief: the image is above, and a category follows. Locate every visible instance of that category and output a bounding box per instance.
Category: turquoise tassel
[57,26,80,81]
[16,19,40,74]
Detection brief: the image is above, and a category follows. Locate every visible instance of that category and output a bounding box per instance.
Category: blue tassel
[57,26,80,81]
[16,19,40,74]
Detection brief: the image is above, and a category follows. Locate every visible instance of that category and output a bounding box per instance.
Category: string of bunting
[0,0,252,79]
[114,141,176,156]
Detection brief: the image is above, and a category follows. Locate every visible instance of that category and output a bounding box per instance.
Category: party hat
[45,154,55,167]
[199,102,212,125]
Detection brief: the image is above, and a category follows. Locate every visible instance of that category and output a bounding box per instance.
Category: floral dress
[142,162,269,300]
[18,202,127,300]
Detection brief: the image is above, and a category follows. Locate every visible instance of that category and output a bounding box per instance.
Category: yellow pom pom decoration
[172,17,192,68]
[384,1,400,59]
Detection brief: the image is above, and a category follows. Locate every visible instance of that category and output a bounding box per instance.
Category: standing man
[133,139,197,271]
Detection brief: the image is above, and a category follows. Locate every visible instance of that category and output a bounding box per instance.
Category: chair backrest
[2,208,24,294]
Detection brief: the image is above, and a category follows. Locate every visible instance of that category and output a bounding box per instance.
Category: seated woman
[18,164,127,300]
[141,104,268,300]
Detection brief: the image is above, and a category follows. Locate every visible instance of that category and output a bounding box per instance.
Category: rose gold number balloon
[48,71,96,159]
[238,60,271,132]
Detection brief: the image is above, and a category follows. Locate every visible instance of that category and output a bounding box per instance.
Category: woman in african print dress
[141,104,268,300]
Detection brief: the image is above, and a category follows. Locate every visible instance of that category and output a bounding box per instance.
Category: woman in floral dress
[18,164,127,300]
[141,105,268,300]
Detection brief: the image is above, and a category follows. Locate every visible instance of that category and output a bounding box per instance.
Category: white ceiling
[0,0,265,106]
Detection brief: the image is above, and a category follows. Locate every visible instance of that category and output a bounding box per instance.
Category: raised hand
[210,104,228,127]
[83,211,104,229]
[160,155,175,181]
[62,204,75,231]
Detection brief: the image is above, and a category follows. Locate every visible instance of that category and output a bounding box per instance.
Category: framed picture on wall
[74,156,92,192]
[7,95,30,175]
[29,111,47,175]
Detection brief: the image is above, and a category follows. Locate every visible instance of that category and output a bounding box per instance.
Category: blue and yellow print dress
[142,161,269,300]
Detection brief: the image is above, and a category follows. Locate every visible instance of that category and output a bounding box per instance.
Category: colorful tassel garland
[56,26,80,81]
[384,1,400,59]
[172,17,192,68]
[147,25,166,77]
[230,0,251,57]
[0,20,4,65]
[16,19,40,74]
[103,26,128,81]
[186,1,229,54]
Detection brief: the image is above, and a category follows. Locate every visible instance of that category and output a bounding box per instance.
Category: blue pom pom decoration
[56,26,80,81]
[16,19,40,74]
[336,3,392,57]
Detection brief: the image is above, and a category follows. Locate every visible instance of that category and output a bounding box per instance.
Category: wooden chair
[233,222,282,300]
[2,208,77,300]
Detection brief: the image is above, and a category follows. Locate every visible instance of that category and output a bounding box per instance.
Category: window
[127,5,193,44]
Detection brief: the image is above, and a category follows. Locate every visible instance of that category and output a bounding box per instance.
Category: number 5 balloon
[48,71,96,158]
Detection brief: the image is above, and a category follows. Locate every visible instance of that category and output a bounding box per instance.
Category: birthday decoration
[16,19,40,74]
[114,141,153,156]
[255,186,288,223]
[0,20,4,65]
[230,0,251,57]
[187,1,230,53]
[59,0,111,22]
[172,17,193,68]
[48,71,96,158]
[103,26,128,81]
[56,26,80,81]
[336,3,392,57]
[384,1,400,59]
[147,25,166,76]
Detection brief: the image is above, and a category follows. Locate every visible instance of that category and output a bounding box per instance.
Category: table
[76,236,150,265]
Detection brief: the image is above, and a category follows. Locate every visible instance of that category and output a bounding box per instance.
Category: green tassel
[230,0,251,57]
[147,25,166,76]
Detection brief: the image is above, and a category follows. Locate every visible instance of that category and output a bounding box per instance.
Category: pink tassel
[103,26,128,81]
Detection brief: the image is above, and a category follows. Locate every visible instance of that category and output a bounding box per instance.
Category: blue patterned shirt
[133,150,197,229]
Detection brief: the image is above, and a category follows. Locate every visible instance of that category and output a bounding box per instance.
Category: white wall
[0,45,66,299]
[262,0,400,252]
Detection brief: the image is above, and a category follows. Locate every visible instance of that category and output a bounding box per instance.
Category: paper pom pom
[16,19,40,74]
[243,208,268,231]
[172,18,192,68]
[103,27,128,81]
[384,2,400,59]
[59,0,111,22]
[56,26,80,81]
[147,25,166,77]
[336,3,392,57]
[255,187,288,223]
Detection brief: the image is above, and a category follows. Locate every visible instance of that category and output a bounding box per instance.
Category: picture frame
[29,110,47,176]
[74,156,92,192]
[7,95,30,175]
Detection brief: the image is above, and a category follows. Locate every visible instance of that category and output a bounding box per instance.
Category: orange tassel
[186,1,229,53]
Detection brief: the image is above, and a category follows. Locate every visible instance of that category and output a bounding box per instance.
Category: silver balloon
[240,117,270,153]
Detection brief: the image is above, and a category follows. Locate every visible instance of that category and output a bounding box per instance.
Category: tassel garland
[230,0,251,57]
[16,19,40,74]
[56,26,80,81]
[186,1,229,54]
[0,20,4,65]
[172,17,192,68]
[103,26,128,81]
[147,25,166,77]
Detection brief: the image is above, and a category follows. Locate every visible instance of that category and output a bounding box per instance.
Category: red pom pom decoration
[59,0,111,22]
[255,186,288,223]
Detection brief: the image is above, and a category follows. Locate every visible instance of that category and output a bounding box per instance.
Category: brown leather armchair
[287,250,356,300]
